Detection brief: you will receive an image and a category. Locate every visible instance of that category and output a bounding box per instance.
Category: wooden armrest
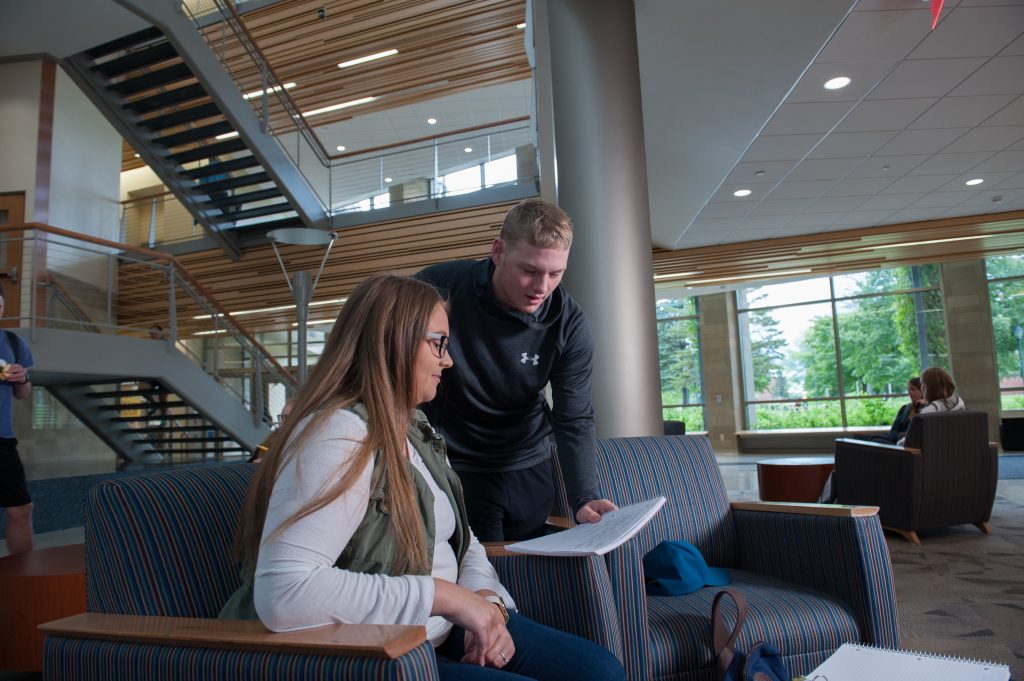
[835,438,920,454]
[39,613,425,660]
[546,515,573,529]
[730,501,879,517]
[484,541,516,557]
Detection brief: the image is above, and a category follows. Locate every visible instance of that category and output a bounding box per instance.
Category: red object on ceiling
[931,0,945,29]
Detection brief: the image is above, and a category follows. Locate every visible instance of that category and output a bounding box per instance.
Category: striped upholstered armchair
[40,463,621,680]
[593,435,900,681]
[41,464,438,680]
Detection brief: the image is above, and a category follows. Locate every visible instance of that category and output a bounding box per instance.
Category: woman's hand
[431,579,514,667]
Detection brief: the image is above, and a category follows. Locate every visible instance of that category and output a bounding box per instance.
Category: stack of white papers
[505,497,666,556]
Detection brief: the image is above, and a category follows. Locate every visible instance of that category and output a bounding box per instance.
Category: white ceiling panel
[882,174,960,194]
[984,95,1024,126]
[698,202,755,219]
[910,94,1017,128]
[889,208,952,223]
[824,176,898,196]
[833,209,894,226]
[937,172,1018,191]
[853,0,960,11]
[996,172,1024,189]
[956,189,1024,208]
[724,161,799,185]
[908,152,995,175]
[1002,34,1024,55]
[950,56,1024,95]
[761,102,856,135]
[765,180,836,200]
[875,128,970,155]
[909,6,1024,59]
[856,193,927,211]
[688,218,743,232]
[788,157,864,181]
[816,9,932,62]
[743,135,823,162]
[836,98,937,132]
[909,192,972,208]
[807,131,896,158]
[942,126,1024,152]
[965,150,1024,174]
[806,195,871,212]
[787,60,899,103]
[846,155,929,177]
[749,199,816,216]
[868,58,987,99]
[785,212,844,228]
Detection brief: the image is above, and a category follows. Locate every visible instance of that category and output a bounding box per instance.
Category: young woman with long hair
[220,273,625,681]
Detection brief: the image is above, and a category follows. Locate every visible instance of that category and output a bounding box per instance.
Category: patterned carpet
[887,497,1024,680]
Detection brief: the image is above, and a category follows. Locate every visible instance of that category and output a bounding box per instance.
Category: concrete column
[533,0,661,438]
[940,259,1000,440]
[700,293,744,453]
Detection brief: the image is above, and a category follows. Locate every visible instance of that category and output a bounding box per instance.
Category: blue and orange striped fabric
[43,636,439,680]
[592,435,900,681]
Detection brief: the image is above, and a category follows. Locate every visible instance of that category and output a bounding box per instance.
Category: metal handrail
[0,223,297,424]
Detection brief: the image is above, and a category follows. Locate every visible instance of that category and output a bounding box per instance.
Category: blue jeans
[434,612,626,681]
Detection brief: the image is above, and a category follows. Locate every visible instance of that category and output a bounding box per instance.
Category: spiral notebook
[806,643,1009,681]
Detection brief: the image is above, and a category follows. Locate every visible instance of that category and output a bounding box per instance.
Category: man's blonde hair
[500,198,573,250]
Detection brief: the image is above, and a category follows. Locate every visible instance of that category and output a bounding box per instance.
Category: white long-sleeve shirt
[254,409,513,645]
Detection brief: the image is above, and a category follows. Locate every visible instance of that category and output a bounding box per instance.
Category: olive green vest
[219,405,471,620]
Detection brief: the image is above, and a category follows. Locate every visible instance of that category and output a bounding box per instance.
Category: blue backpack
[712,588,789,681]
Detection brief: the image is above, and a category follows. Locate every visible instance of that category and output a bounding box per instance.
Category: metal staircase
[63,16,327,259]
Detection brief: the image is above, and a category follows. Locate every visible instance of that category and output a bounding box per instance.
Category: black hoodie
[416,258,598,512]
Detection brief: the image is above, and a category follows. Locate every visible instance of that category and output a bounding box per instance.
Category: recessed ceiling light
[464,147,473,153]
[427,117,437,125]
[242,82,297,100]
[338,49,398,69]
[824,76,851,90]
[336,145,346,152]
[301,96,376,118]
[733,189,752,197]
[965,178,984,186]
[384,177,393,183]
[133,153,140,158]
[516,22,526,29]
[754,170,766,177]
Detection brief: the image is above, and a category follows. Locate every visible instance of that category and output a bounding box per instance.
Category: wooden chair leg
[884,526,921,544]
[974,522,992,535]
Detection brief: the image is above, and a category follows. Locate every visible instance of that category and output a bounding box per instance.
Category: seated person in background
[864,377,922,444]
[896,367,965,446]
[220,273,626,681]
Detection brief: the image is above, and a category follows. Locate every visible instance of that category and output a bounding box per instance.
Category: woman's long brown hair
[234,273,444,576]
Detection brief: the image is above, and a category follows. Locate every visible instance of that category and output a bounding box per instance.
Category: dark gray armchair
[834,410,998,544]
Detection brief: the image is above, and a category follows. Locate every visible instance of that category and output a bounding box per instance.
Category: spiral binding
[845,644,1003,668]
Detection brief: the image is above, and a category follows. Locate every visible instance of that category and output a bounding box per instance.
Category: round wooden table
[0,543,86,672]
[756,457,835,503]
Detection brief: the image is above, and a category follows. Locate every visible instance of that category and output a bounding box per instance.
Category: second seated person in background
[220,273,626,681]
[416,198,616,541]
[896,367,965,446]
[866,376,922,444]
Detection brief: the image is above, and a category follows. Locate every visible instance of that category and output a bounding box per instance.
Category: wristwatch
[485,594,510,624]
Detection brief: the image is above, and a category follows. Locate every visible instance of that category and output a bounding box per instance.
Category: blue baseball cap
[643,540,731,596]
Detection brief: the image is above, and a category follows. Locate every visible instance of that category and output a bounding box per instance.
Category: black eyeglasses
[425,332,449,359]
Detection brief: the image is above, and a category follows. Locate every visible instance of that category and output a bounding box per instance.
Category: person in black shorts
[0,290,35,555]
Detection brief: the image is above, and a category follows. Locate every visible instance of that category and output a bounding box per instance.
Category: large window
[656,296,705,430]
[737,265,948,430]
[985,254,1024,409]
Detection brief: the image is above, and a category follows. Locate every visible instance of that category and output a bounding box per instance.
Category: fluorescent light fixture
[301,96,376,118]
[338,49,398,69]
[865,235,988,251]
[192,297,348,321]
[733,188,752,198]
[464,147,473,153]
[215,131,239,140]
[427,117,437,125]
[384,177,393,183]
[824,76,851,90]
[965,178,984,186]
[516,22,526,29]
[687,268,813,285]
[336,145,346,151]
[292,318,337,327]
[653,271,703,280]
[194,328,228,336]
[242,82,297,100]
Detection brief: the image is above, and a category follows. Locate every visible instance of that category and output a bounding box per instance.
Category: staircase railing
[0,223,297,426]
[178,0,538,220]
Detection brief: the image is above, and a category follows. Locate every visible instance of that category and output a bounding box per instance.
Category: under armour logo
[520,353,540,366]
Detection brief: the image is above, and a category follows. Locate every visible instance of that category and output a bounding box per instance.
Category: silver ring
[499,651,509,663]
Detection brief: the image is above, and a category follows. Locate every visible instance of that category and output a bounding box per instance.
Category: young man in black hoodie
[416,199,616,541]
